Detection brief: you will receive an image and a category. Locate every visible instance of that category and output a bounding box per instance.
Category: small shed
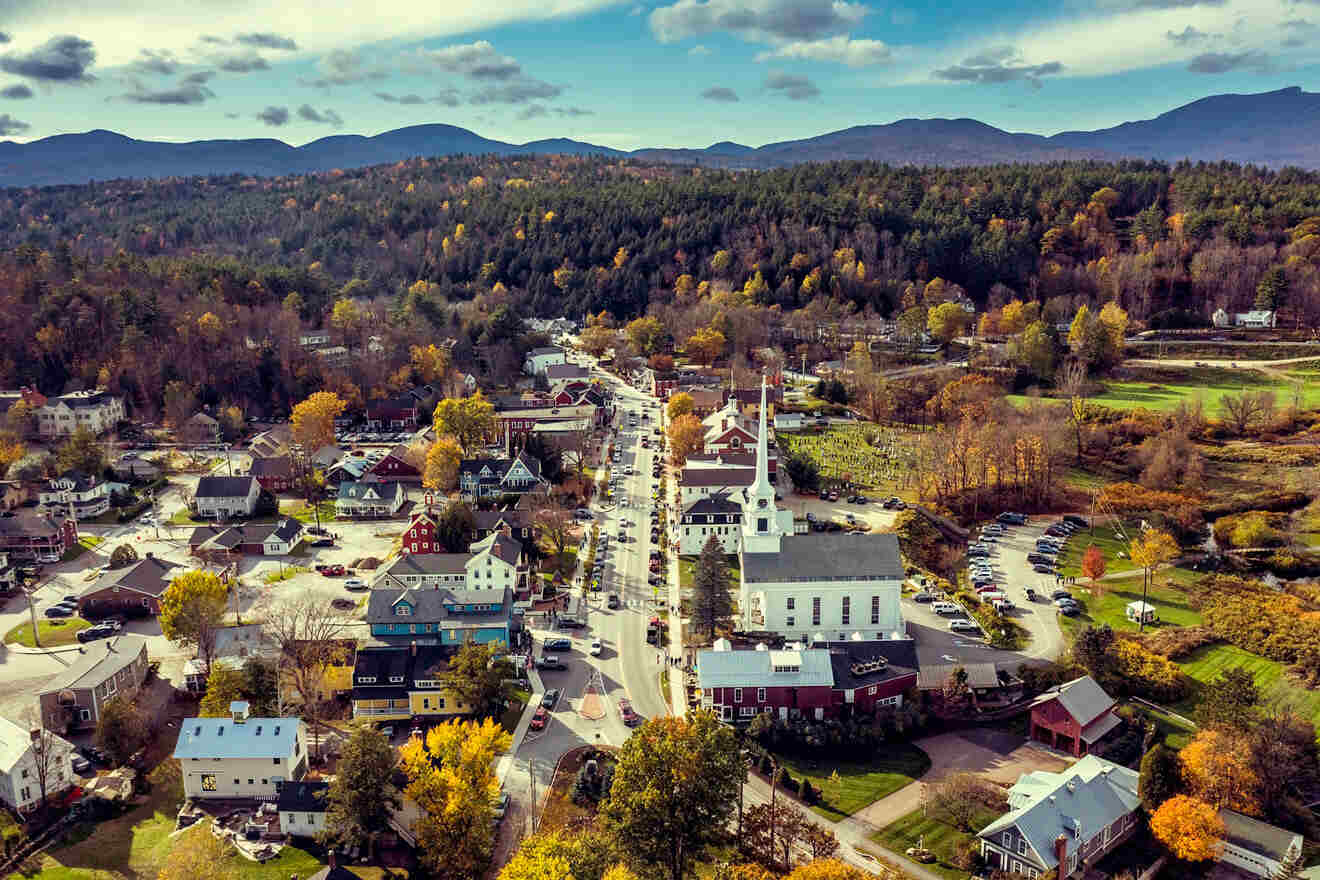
[1125,600,1158,625]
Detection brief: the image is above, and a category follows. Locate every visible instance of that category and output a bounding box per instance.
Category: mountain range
[5,86,1320,188]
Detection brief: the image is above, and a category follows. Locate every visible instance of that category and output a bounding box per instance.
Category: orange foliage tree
[1081,544,1106,582]
[1180,730,1262,815]
[667,415,704,467]
[1150,795,1225,861]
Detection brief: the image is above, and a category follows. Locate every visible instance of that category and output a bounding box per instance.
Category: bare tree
[531,496,575,569]
[927,773,1008,831]
[1059,359,1089,464]
[260,596,349,760]
[1220,389,1276,436]
[20,708,68,815]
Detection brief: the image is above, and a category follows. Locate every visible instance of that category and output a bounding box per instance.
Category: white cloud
[649,0,867,44]
[755,34,890,65]
[0,0,622,69]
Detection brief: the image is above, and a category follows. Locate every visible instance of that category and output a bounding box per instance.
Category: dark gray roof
[378,552,471,578]
[249,456,293,478]
[679,467,755,488]
[195,475,258,499]
[682,494,742,516]
[85,555,180,599]
[1219,809,1301,861]
[0,510,64,539]
[40,635,148,693]
[365,586,511,627]
[473,509,531,532]
[336,480,403,501]
[485,532,522,566]
[277,780,328,813]
[742,533,903,583]
[1031,675,1115,727]
[527,346,562,357]
[189,518,300,549]
[811,639,919,691]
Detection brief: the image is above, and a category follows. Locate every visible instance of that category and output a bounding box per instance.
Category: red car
[618,698,641,727]
[321,564,345,577]
[529,707,549,731]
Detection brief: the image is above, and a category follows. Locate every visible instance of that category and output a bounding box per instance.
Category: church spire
[747,375,772,501]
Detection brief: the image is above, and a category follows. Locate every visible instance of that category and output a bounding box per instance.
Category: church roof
[742,533,903,583]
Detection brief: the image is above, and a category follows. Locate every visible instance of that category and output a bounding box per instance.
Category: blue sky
[0,0,1313,149]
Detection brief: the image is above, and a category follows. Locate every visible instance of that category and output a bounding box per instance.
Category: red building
[249,456,295,492]
[1028,675,1120,757]
[698,639,917,723]
[369,444,422,481]
[0,511,77,560]
[366,394,419,429]
[401,509,442,554]
[651,375,677,399]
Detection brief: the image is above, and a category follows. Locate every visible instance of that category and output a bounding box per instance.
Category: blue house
[365,585,516,647]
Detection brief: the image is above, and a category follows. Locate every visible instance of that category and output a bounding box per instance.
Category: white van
[980,591,1007,603]
[932,601,960,615]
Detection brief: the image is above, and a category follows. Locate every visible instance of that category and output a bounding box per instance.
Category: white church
[736,379,908,642]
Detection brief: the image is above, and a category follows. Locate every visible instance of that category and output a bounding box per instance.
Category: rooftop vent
[230,700,250,723]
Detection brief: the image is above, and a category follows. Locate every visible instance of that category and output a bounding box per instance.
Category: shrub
[952,838,983,871]
[109,544,138,568]
[1140,625,1219,659]
[1113,638,1189,703]
[799,779,817,804]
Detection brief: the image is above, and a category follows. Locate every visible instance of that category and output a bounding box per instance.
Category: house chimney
[230,700,250,723]
[1054,835,1068,876]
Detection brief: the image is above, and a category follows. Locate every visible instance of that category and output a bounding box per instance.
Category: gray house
[978,755,1140,880]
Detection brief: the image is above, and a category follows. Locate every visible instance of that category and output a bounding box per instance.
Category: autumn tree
[1080,545,1106,584]
[322,721,400,859]
[498,830,620,880]
[95,695,148,767]
[163,380,198,430]
[785,860,872,880]
[291,391,347,451]
[423,435,463,490]
[1150,795,1224,862]
[410,343,451,383]
[0,430,25,478]
[109,544,139,568]
[199,665,247,717]
[691,534,733,637]
[667,414,704,467]
[1016,320,1057,379]
[649,353,675,372]
[1130,529,1180,622]
[927,773,1006,831]
[1181,729,1261,814]
[432,391,495,455]
[667,392,695,420]
[603,713,744,880]
[1194,666,1259,732]
[446,640,511,717]
[400,718,512,880]
[1220,390,1277,436]
[927,301,971,345]
[159,571,228,673]
[579,325,618,358]
[533,498,576,567]
[686,327,726,366]
[157,829,239,880]
[626,316,668,356]
[55,426,105,477]
[261,595,348,759]
[741,800,807,871]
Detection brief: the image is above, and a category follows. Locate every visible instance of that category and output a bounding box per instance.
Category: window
[786,616,795,627]
[358,676,377,684]
[233,778,240,785]
[248,778,255,786]
[871,596,880,625]
[733,688,743,703]
[841,596,850,625]
[307,814,316,825]
[273,758,282,765]
[395,605,411,616]
[1017,838,1026,855]
[786,597,795,610]
[812,597,821,626]
[868,685,877,695]
[1002,832,1012,848]
[79,709,91,722]
[739,707,756,717]
[20,769,28,779]
[757,688,766,702]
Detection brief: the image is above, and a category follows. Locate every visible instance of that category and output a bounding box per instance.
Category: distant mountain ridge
[4,86,1320,187]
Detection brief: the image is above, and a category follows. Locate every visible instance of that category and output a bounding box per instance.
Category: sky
[0,0,1314,150]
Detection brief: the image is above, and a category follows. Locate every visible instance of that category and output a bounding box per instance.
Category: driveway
[852,729,1074,831]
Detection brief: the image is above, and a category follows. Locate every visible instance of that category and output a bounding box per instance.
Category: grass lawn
[1055,521,1142,578]
[1174,643,1320,729]
[1124,701,1198,750]
[777,743,931,822]
[282,499,338,524]
[873,806,1005,880]
[1009,366,1320,416]
[677,555,739,593]
[500,687,531,735]
[4,617,93,648]
[1055,572,1202,639]
[63,536,105,562]
[263,564,310,585]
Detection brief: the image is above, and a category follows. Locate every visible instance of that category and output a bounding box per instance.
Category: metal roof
[697,646,834,689]
[173,715,303,760]
[741,533,903,583]
[1219,809,1301,862]
[39,635,148,694]
[1031,675,1115,727]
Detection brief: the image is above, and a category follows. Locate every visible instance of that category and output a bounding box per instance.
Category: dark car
[310,538,334,547]
[819,490,830,501]
[1025,588,1038,602]
[71,755,92,774]
[77,623,118,643]
[1026,553,1051,565]
[607,594,621,609]
[1032,564,1054,574]
[1058,603,1081,617]
[541,689,560,709]
[1051,589,1073,601]
[44,604,74,618]
[913,591,937,602]
[1064,515,1089,528]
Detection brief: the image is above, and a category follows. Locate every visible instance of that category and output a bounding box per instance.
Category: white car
[590,639,603,656]
[949,619,981,633]
[36,554,60,564]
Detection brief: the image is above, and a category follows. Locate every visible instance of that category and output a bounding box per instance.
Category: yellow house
[352,643,473,723]
[280,640,357,707]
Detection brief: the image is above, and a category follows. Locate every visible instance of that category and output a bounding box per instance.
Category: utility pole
[24,576,40,648]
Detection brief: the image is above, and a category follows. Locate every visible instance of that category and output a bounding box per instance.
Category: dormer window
[395,605,411,616]
[389,675,404,683]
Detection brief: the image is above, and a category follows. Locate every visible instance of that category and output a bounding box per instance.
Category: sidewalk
[6,642,89,655]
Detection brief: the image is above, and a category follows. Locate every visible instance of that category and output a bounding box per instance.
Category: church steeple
[740,375,781,553]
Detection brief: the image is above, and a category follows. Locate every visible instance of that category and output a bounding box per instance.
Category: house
[351,642,476,722]
[36,389,125,437]
[1029,675,1120,757]
[774,413,804,432]
[78,554,180,616]
[978,755,1140,880]
[324,456,372,486]
[278,780,329,838]
[188,518,302,557]
[496,404,603,446]
[173,702,308,799]
[249,456,296,493]
[545,363,590,383]
[678,466,756,507]
[373,552,471,590]
[368,444,422,481]
[651,372,678,400]
[308,444,344,470]
[472,509,535,546]
[523,346,566,376]
[917,662,1022,702]
[684,388,726,418]
[38,472,113,519]
[735,381,906,642]
[366,584,516,647]
[193,476,261,519]
[180,412,221,445]
[279,639,356,704]
[111,454,162,482]
[37,635,150,733]
[400,509,444,554]
[1217,809,1303,878]
[0,511,77,560]
[300,332,331,348]
[336,481,406,518]
[703,398,759,457]
[697,637,917,723]
[686,451,777,482]
[0,717,75,814]
[1212,308,1231,328]
[1234,310,1277,328]
[677,493,742,555]
[366,393,420,430]
[248,425,293,459]
[183,622,280,692]
[458,453,546,500]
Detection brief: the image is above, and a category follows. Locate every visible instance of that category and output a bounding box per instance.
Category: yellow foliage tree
[1150,795,1225,861]
[399,718,512,880]
[614,247,630,269]
[1098,301,1129,362]
[497,832,574,880]
[410,344,451,383]
[674,274,696,297]
[1181,730,1261,814]
[1000,299,1028,334]
[432,392,495,456]
[685,327,726,366]
[710,249,732,274]
[785,859,873,880]
[927,301,971,344]
[291,391,347,451]
[159,571,228,670]
[579,325,617,358]
[667,414,705,467]
[625,316,667,356]
[0,431,25,476]
[423,436,463,491]
[330,298,362,335]
[157,828,238,880]
[667,392,694,420]
[196,312,223,344]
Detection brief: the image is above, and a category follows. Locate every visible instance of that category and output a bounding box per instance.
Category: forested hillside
[5,154,1320,417]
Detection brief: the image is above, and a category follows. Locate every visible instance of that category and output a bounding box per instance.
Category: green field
[1008,366,1320,416]
[776,744,931,822]
[1173,643,1320,728]
[1056,572,1202,639]
[1125,701,1198,750]
[873,806,1004,880]
[4,617,93,648]
[1055,522,1141,578]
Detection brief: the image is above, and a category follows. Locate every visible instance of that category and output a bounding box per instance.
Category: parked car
[536,655,566,671]
[1054,597,1079,609]
[492,792,510,820]
[1050,589,1073,601]
[344,578,368,591]
[544,638,572,651]
[1063,515,1089,528]
[320,564,345,576]
[1032,564,1054,574]
[590,639,603,656]
[541,689,561,709]
[618,697,642,726]
[529,707,549,731]
[607,594,621,609]
[44,604,74,618]
[1058,603,1082,617]
[912,591,937,602]
[77,622,119,643]
[949,619,981,632]
[1024,588,1038,602]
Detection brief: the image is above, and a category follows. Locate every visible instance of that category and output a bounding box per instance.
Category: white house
[173,702,308,800]
[523,346,566,376]
[1234,310,1277,328]
[278,780,329,837]
[36,390,126,437]
[1218,810,1302,878]
[1212,308,1231,328]
[0,717,74,814]
[677,493,742,555]
[465,532,522,592]
[193,476,261,519]
[735,379,906,642]
[774,413,804,432]
[335,481,405,518]
[38,473,114,519]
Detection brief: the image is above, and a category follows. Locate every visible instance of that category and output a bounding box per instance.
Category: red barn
[401,509,442,554]
[369,444,422,481]
[1029,675,1120,757]
[249,456,295,492]
[698,639,917,724]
